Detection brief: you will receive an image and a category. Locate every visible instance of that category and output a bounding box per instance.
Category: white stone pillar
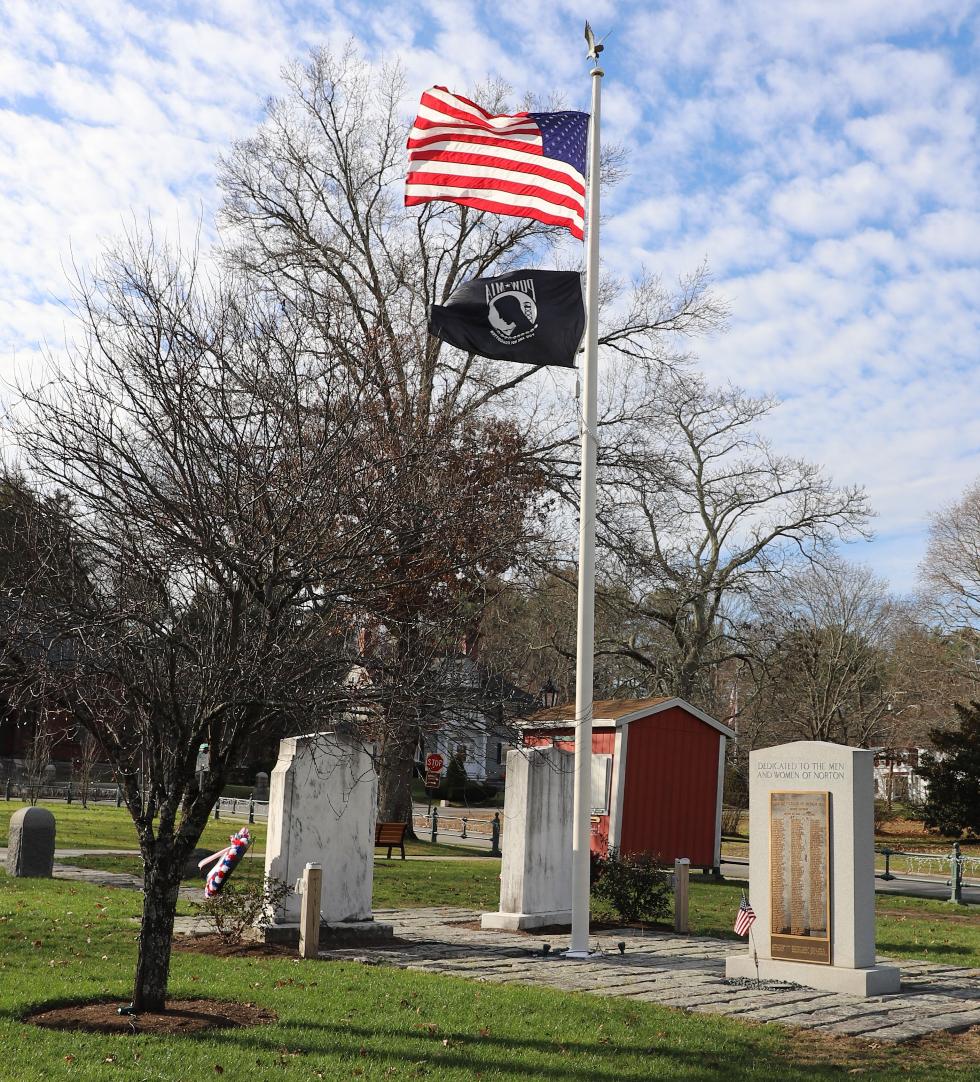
[481,746,574,931]
[264,731,377,927]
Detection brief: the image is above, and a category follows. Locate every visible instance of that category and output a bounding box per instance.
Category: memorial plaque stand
[726,741,900,996]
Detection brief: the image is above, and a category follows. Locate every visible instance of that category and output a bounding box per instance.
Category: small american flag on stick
[405,87,589,239]
[734,895,756,937]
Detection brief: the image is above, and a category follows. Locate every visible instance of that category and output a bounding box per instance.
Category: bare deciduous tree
[22,710,53,806]
[218,46,714,422]
[921,479,980,658]
[885,619,980,743]
[74,726,102,808]
[591,372,872,707]
[344,412,547,822]
[743,560,899,747]
[5,232,391,1011]
[479,567,675,705]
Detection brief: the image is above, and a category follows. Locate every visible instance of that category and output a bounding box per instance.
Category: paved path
[50,861,204,901]
[321,906,980,1044]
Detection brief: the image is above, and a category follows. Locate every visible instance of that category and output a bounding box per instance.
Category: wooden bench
[375,821,407,860]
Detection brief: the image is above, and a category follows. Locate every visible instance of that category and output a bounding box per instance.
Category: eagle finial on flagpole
[584,21,604,64]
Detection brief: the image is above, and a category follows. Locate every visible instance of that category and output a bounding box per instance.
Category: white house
[872,747,931,804]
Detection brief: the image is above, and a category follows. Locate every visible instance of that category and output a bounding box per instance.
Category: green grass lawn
[0,872,974,1081]
[64,851,504,911]
[373,857,500,909]
[0,801,269,854]
[0,800,492,862]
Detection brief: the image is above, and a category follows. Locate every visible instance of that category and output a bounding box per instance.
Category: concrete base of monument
[725,954,901,996]
[481,910,572,931]
[261,919,394,948]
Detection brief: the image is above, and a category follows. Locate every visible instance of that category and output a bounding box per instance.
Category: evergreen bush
[591,849,671,925]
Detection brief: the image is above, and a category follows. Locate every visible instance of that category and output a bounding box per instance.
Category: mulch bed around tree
[25,998,276,1035]
[172,934,298,958]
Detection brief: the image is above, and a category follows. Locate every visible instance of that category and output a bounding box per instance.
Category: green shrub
[194,876,292,942]
[902,796,928,821]
[918,703,980,838]
[457,780,499,804]
[591,849,671,925]
[445,752,468,801]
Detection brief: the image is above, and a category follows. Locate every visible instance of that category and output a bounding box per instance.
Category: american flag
[734,896,756,937]
[405,87,589,240]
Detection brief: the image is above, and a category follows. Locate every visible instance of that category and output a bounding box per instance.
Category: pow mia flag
[428,270,585,368]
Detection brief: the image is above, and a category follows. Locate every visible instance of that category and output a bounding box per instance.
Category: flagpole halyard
[566,59,604,960]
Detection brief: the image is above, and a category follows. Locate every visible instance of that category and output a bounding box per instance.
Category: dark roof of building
[528,696,671,724]
[523,696,735,738]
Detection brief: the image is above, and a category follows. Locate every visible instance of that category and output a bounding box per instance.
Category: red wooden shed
[521,696,734,872]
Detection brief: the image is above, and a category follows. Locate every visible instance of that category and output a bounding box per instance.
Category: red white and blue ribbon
[198,827,252,898]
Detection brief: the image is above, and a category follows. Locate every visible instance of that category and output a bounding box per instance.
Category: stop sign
[425,753,445,773]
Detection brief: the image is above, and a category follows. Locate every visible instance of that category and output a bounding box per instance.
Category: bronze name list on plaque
[770,791,830,965]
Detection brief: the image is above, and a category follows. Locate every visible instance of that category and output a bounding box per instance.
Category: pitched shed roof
[524,695,735,739]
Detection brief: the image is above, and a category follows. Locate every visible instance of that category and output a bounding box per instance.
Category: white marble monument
[481,745,574,931]
[264,730,387,941]
[725,740,900,995]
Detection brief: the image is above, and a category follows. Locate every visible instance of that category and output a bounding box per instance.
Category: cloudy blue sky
[2,0,979,592]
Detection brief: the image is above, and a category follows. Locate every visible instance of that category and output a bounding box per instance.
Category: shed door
[591,754,612,856]
[591,754,612,813]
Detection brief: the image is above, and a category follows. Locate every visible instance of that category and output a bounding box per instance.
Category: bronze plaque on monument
[769,791,831,965]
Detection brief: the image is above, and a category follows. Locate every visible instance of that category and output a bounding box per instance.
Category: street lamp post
[539,678,559,710]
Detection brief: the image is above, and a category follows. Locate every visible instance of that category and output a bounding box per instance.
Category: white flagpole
[566,56,603,959]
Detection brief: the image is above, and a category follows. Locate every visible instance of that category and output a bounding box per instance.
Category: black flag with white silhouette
[428,269,584,368]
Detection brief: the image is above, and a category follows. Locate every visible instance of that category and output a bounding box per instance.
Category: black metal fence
[876,843,978,903]
[211,797,269,823]
[412,807,502,856]
[723,844,978,904]
[2,782,270,824]
[2,780,120,805]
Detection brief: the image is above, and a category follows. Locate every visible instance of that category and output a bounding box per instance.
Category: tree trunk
[377,724,417,830]
[132,856,182,1012]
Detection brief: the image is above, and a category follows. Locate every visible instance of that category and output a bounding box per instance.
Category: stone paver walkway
[319,906,980,1044]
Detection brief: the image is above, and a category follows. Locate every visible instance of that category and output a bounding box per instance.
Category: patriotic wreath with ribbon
[198,826,252,898]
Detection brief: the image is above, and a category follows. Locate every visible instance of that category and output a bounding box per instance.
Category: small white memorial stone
[6,806,55,878]
[725,740,900,996]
